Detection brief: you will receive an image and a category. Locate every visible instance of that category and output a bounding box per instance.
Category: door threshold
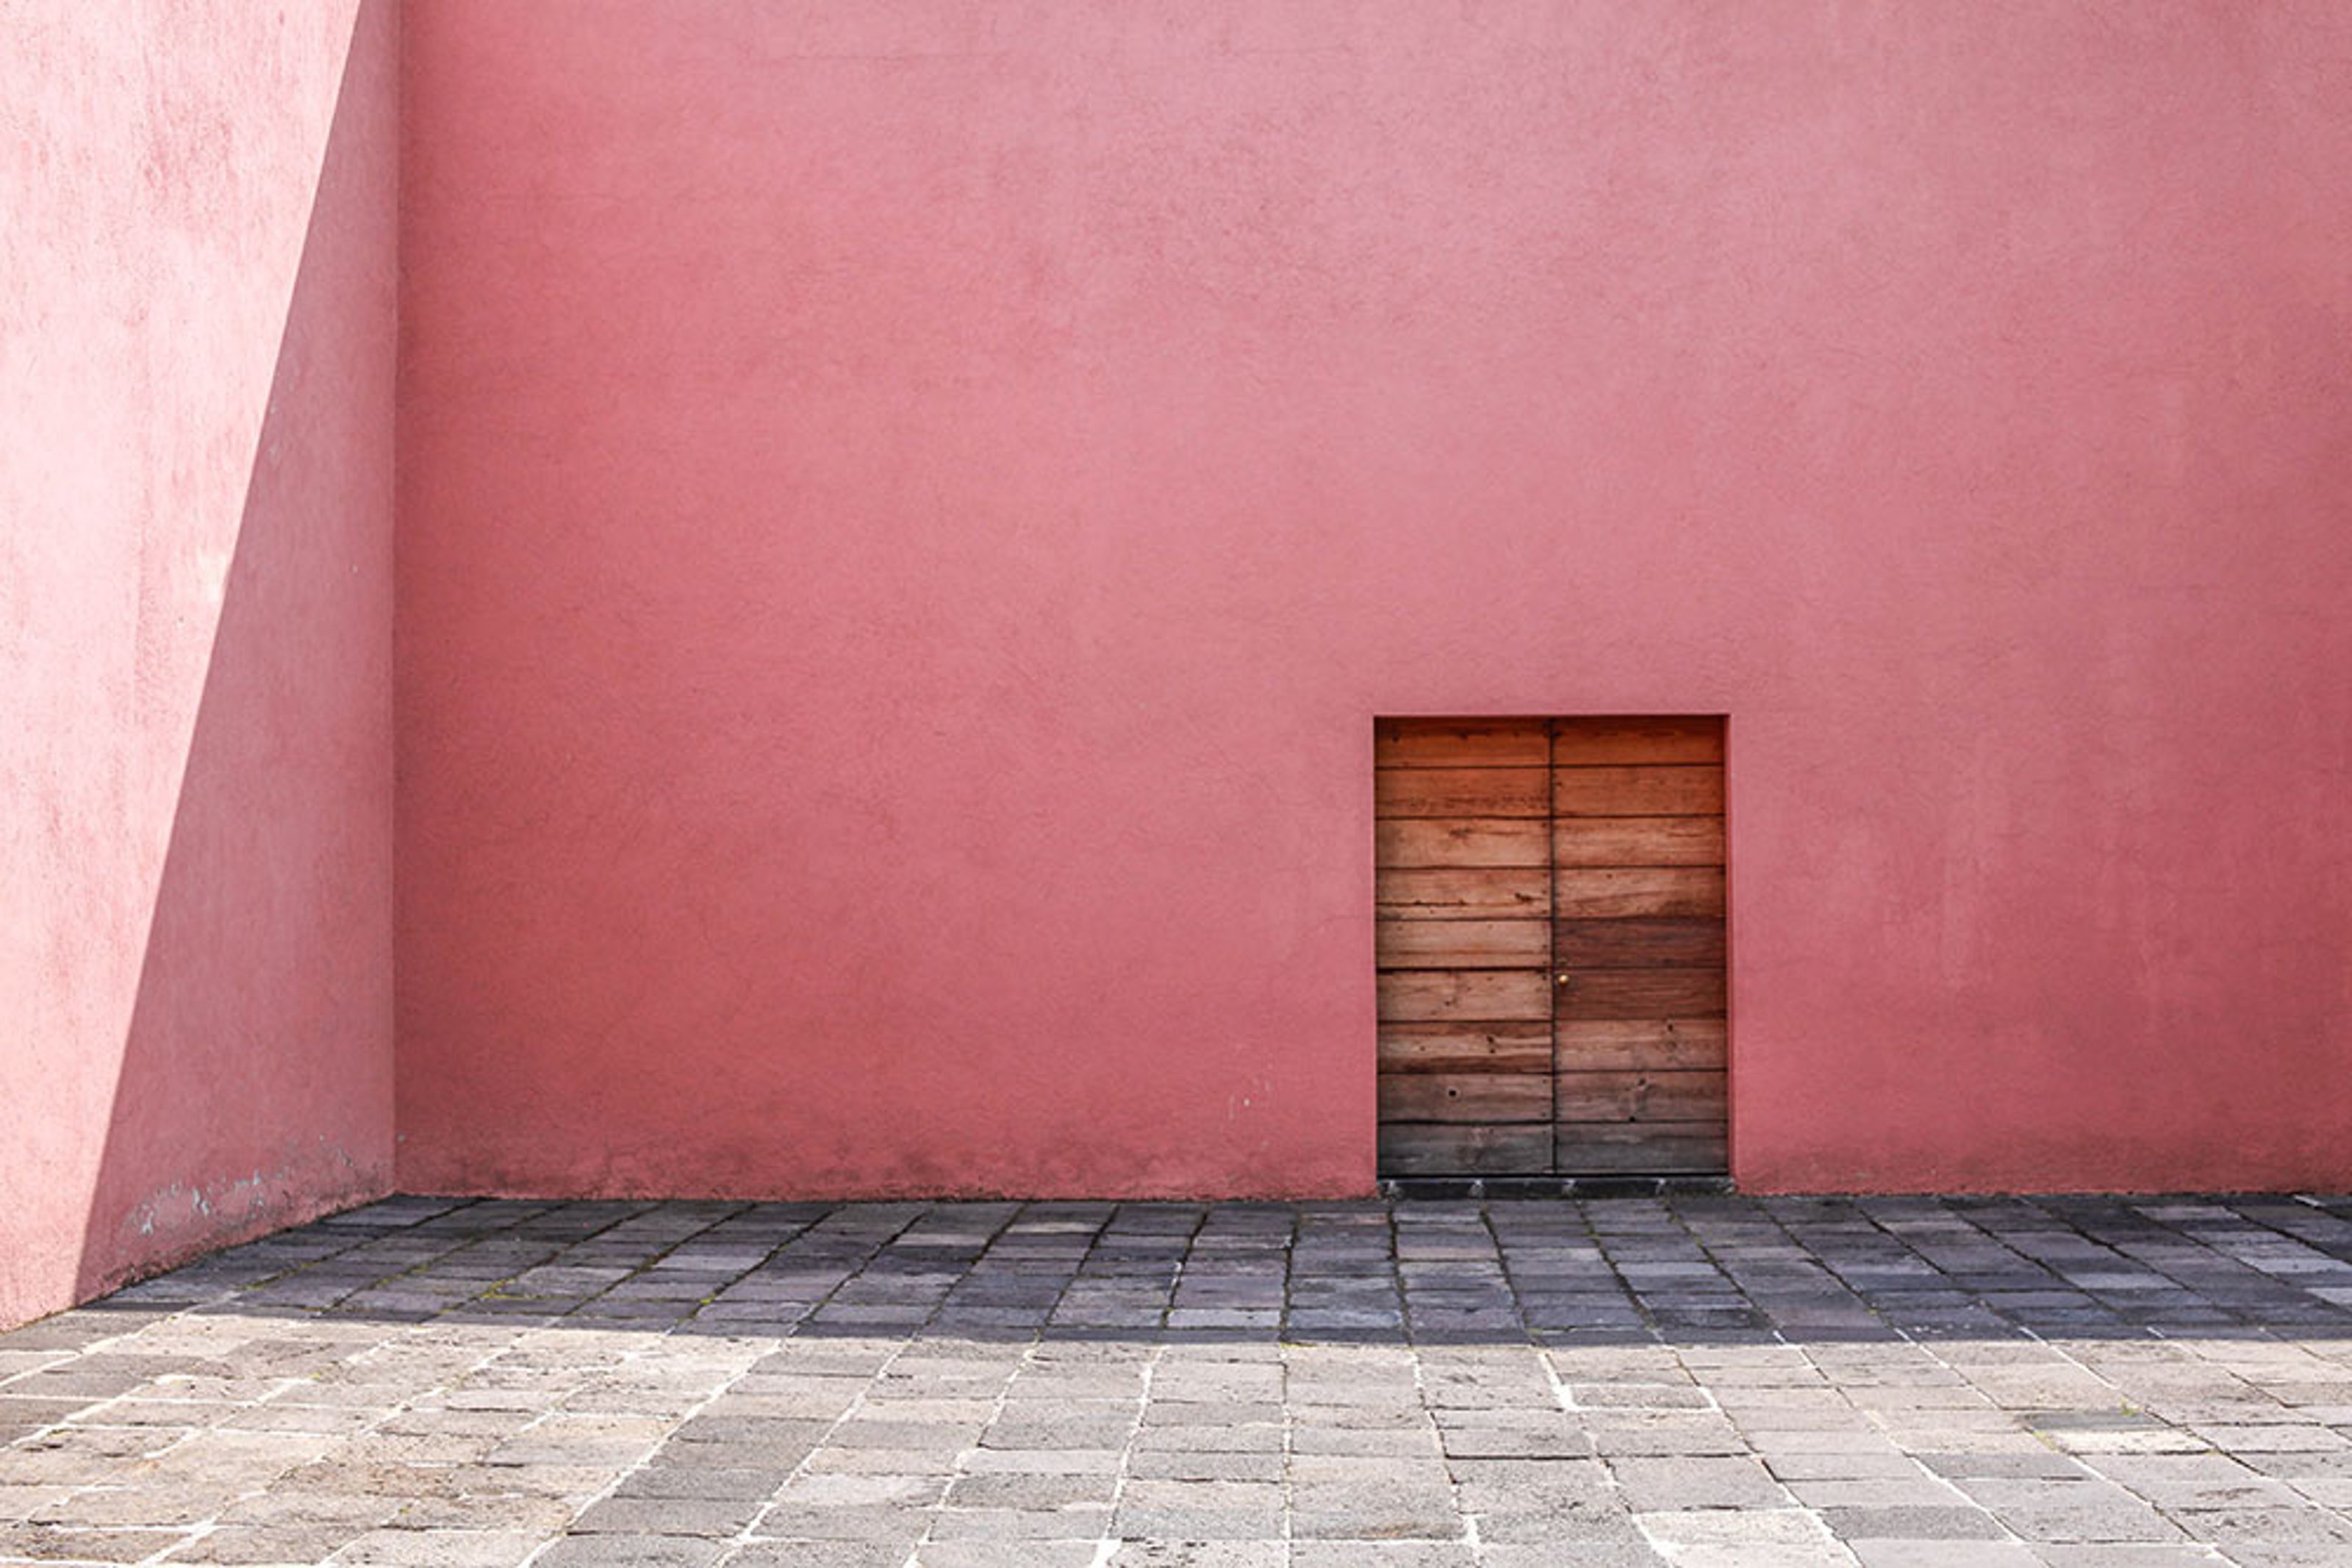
[1382,1175,1733,1201]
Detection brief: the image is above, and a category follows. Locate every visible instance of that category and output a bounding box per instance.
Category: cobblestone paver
[6,1195,2352,1565]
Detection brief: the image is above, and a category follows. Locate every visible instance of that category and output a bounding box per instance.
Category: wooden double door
[1375,716,1728,1177]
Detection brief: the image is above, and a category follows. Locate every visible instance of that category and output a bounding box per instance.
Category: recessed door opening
[1374,716,1728,1179]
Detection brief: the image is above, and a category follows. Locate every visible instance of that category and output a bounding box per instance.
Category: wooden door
[1549,717,1727,1175]
[1375,716,1727,1178]
[1374,719,1555,1175]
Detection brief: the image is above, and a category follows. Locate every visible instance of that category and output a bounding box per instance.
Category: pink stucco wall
[396,1,2352,1199]
[0,4,397,1327]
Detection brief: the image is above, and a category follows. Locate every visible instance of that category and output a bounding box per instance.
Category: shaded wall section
[397,1,2352,1197]
[0,4,398,1327]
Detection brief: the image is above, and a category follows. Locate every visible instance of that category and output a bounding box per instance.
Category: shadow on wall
[70,2,400,1306]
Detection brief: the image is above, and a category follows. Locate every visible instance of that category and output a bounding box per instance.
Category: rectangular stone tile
[619,1464,797,1500]
[1949,1479,2186,1544]
[722,1544,926,1567]
[1606,1456,1788,1511]
[800,1447,963,1478]
[1764,1450,1931,1482]
[750,1502,937,1542]
[440,1462,614,1500]
[531,1535,728,1567]
[1631,1506,1849,1564]
[1819,1505,2008,1540]
[2082,1453,2299,1508]
[166,1524,376,1563]
[327,1528,549,1565]
[1585,1412,1750,1458]
[956,1449,1124,1477]
[944,1470,1116,1512]
[1110,1479,1283,1540]
[1784,1478,1973,1508]
[1479,1543,1670,1568]
[1127,1425,1283,1456]
[1849,1544,2041,1567]
[0,1524,190,1562]
[0,1484,75,1525]
[1921,1454,2093,1481]
[570,1495,763,1535]
[386,1495,578,1533]
[771,1472,945,1509]
[1288,1483,1460,1541]
[981,1417,1137,1450]
[922,1504,1111,1540]
[2026,1549,2234,1567]
[1288,1427,1441,1459]
[2186,1423,2347,1453]
[1470,1499,1647,1545]
[2163,1503,2352,1546]
[1103,1542,1284,1567]
[912,1543,1101,1568]
[1288,1545,1477,1567]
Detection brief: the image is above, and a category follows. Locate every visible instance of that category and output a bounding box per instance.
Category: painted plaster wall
[0,4,398,1326]
[398,1,2352,1197]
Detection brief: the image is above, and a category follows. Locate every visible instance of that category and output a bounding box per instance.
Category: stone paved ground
[6,1196,2352,1567]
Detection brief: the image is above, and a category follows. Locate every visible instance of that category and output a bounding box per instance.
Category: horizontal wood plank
[1379,819,1549,868]
[1381,1022,1553,1075]
[1377,719,1549,768]
[1380,1123,1552,1176]
[1553,968,1727,1020]
[1552,817,1724,868]
[1555,1069,1727,1123]
[1380,1073,1551,1123]
[1378,918,1551,969]
[1552,716,1724,766]
[1378,969,1552,1022]
[1380,867,1550,921]
[1553,1123,1728,1175]
[1376,766,1549,819]
[1555,1019,1727,1072]
[1554,866,1725,918]
[1554,917,1726,970]
[1552,765,1724,818]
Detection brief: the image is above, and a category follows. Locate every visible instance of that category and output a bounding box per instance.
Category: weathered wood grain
[1554,1069,1727,1123]
[1379,819,1550,868]
[1552,968,1727,1020]
[1379,1123,1552,1176]
[1552,765,1724,818]
[1380,1073,1551,1123]
[1376,766,1549,819]
[1380,867,1551,921]
[1553,917,1727,970]
[1380,1022,1553,1075]
[1554,1019,1727,1072]
[1551,716,1724,765]
[1377,719,1550,768]
[1379,918,1551,969]
[1551,816,1724,868]
[1553,866,1725,918]
[1553,1123,1729,1174]
[1377,969,1552,1022]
